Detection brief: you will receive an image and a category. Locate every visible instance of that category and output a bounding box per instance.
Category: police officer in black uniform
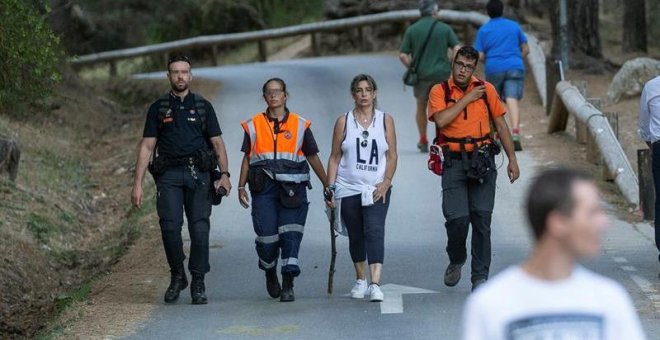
[131,55,231,305]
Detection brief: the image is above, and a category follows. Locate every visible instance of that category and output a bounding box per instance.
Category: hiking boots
[471,278,487,292]
[280,274,295,302]
[266,269,281,298]
[164,264,188,303]
[444,263,464,287]
[190,274,208,305]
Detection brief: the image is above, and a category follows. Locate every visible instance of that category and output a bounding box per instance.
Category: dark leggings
[340,189,391,265]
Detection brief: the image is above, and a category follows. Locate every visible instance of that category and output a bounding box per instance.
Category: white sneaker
[367,284,384,302]
[350,279,368,299]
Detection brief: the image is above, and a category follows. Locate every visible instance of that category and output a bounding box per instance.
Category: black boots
[191,273,208,305]
[266,269,281,298]
[280,274,295,302]
[164,264,188,303]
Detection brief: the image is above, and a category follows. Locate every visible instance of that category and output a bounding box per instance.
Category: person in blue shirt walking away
[474,0,528,151]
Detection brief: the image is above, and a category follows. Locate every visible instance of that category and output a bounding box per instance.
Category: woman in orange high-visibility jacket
[237,78,328,302]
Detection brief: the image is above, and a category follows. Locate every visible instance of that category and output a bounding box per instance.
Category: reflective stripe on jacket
[241,112,311,182]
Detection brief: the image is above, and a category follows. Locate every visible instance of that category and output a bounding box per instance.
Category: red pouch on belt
[427,144,444,176]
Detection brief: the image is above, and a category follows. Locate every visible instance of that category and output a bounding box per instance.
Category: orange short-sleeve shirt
[427,76,506,151]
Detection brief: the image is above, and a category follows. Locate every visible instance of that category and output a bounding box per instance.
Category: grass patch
[34,150,92,194]
[27,213,67,243]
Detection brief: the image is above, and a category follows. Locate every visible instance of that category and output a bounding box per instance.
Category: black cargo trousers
[441,154,497,284]
[156,165,212,275]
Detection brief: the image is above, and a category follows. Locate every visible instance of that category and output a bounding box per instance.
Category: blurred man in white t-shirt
[462,168,645,340]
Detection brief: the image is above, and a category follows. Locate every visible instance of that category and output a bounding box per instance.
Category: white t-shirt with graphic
[462,265,646,340]
[336,109,389,189]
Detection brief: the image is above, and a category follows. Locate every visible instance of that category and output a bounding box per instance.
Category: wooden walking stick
[327,207,338,295]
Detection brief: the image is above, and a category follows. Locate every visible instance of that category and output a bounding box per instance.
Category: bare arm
[210,135,231,194]
[432,86,486,128]
[520,43,529,58]
[478,52,485,64]
[237,153,250,208]
[307,154,328,188]
[326,115,346,186]
[399,52,412,68]
[131,137,157,208]
[374,114,398,203]
[493,116,520,183]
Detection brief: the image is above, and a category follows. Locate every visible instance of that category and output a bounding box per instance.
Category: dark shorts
[414,79,442,102]
[486,69,525,100]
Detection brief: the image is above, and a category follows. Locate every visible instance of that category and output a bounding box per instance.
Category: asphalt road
[131,54,660,339]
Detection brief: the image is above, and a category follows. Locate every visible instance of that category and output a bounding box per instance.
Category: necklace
[354,109,373,123]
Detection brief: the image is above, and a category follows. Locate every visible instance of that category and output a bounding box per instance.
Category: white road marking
[621,265,638,272]
[378,284,437,314]
[613,257,628,263]
[631,275,660,310]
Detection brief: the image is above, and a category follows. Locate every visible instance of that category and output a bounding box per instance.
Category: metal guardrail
[548,81,639,207]
[70,9,488,66]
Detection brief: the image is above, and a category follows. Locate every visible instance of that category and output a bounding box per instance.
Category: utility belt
[149,147,217,177]
[248,162,311,209]
[440,135,500,182]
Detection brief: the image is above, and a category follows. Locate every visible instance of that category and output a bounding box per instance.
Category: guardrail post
[602,111,620,181]
[358,26,368,51]
[311,33,320,56]
[258,41,267,62]
[109,61,117,77]
[574,81,588,144]
[545,58,562,116]
[604,112,619,140]
[462,23,472,44]
[547,89,569,133]
[586,97,602,164]
[638,148,655,221]
[211,46,219,66]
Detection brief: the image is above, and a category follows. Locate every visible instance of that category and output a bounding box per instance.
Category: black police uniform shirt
[143,92,222,159]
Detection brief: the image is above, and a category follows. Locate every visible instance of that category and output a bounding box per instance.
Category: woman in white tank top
[325,74,398,302]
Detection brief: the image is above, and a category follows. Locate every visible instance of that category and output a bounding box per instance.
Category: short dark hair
[525,168,592,240]
[167,54,191,71]
[486,0,504,18]
[453,46,479,64]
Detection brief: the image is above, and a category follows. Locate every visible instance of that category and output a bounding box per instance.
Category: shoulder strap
[411,20,439,69]
[341,111,349,142]
[156,93,170,130]
[440,81,453,104]
[192,93,208,136]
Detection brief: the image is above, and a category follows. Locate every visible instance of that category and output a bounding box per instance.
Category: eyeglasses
[454,61,476,72]
[264,89,285,96]
[360,130,369,148]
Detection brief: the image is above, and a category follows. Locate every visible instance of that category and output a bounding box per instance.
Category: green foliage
[0,0,62,113]
[27,213,67,243]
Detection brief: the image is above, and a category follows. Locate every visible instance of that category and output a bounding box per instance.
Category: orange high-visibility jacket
[241,111,311,182]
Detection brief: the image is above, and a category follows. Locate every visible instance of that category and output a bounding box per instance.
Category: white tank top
[336,109,389,187]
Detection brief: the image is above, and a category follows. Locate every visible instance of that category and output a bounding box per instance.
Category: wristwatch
[219,171,230,178]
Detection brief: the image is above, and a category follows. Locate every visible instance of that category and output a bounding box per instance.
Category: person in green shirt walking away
[400,0,460,152]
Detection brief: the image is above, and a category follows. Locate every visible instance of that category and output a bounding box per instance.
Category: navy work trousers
[441,156,497,283]
[156,166,212,275]
[251,179,308,277]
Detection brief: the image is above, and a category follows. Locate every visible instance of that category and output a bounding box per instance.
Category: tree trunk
[622,0,647,52]
[547,0,602,60]
[570,0,602,58]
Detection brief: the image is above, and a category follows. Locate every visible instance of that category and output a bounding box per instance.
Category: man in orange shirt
[428,46,519,291]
